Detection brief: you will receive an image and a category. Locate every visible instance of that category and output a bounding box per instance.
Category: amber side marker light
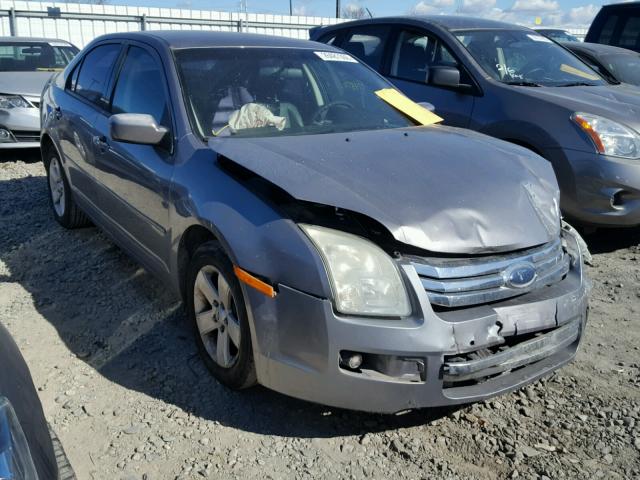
[234,266,276,298]
[572,113,605,154]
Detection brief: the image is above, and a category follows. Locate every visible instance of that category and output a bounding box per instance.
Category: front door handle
[54,106,62,120]
[92,135,109,153]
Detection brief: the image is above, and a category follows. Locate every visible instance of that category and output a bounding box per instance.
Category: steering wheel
[312,101,355,124]
[520,65,548,80]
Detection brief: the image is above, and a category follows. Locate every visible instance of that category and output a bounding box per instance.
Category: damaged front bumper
[244,228,589,413]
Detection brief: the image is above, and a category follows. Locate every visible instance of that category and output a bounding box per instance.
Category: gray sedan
[0,37,78,148]
[40,31,588,413]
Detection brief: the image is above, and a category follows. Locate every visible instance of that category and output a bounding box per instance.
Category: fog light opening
[0,128,14,143]
[610,190,627,210]
[340,351,363,371]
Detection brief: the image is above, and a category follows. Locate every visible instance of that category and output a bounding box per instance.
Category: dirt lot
[1,153,639,480]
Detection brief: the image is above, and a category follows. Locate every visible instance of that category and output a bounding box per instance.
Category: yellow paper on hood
[375,88,443,126]
[560,64,600,81]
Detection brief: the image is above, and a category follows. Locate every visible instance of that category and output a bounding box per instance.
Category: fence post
[140,13,147,31]
[9,7,17,36]
[237,19,243,32]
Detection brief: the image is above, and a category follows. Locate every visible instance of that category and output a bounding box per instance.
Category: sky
[121,0,609,28]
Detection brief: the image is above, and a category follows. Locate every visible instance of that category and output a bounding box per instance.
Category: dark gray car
[40,31,588,413]
[311,16,640,228]
[562,41,640,86]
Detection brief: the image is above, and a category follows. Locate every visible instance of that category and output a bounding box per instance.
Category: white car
[0,37,78,148]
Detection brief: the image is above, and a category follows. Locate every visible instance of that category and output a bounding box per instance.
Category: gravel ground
[1,154,639,480]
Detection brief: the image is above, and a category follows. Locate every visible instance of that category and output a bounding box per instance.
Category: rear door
[385,28,475,127]
[91,43,175,272]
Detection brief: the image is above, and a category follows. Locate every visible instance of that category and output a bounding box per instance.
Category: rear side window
[619,16,640,49]
[111,46,170,126]
[597,15,619,44]
[75,43,121,107]
[342,25,390,71]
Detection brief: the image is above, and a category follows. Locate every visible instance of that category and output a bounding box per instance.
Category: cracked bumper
[244,230,589,413]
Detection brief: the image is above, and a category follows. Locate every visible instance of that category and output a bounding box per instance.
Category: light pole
[289,0,293,15]
[336,0,341,18]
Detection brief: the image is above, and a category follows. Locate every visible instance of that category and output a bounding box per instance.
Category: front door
[92,44,175,273]
[386,29,475,128]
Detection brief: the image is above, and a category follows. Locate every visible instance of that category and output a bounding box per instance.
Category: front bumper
[550,147,640,227]
[244,229,589,413]
[0,107,40,149]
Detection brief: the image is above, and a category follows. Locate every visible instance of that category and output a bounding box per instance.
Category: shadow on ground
[0,173,461,439]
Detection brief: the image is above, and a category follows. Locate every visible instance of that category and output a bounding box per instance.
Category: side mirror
[417,101,436,112]
[430,66,461,88]
[109,113,169,146]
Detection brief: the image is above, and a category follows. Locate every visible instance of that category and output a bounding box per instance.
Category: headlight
[0,397,38,480]
[572,112,640,159]
[301,224,411,317]
[0,95,32,109]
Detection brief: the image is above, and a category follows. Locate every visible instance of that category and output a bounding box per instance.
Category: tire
[44,152,90,229]
[186,241,257,390]
[49,426,76,480]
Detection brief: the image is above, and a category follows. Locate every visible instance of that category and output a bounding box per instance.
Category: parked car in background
[40,31,589,413]
[562,41,640,87]
[585,2,640,53]
[0,321,74,480]
[534,28,580,42]
[312,16,640,228]
[0,37,78,148]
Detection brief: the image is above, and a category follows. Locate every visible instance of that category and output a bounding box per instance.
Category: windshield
[455,30,606,87]
[174,47,415,139]
[0,41,79,72]
[603,53,640,85]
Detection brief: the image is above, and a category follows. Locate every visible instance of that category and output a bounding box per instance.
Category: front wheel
[186,242,257,390]
[45,154,90,229]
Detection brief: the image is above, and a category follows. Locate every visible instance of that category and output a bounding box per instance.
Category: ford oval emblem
[503,263,537,289]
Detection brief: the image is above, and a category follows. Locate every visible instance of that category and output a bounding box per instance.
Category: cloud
[409,0,454,14]
[563,4,599,25]
[511,0,560,13]
[458,0,496,14]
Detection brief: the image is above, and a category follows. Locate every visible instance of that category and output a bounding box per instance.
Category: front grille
[410,239,570,308]
[12,130,39,142]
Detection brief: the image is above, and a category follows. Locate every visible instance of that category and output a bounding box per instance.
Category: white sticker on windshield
[48,41,71,47]
[314,51,358,63]
[527,34,553,43]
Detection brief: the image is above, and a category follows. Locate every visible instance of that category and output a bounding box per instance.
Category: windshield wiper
[504,81,542,87]
[556,82,599,87]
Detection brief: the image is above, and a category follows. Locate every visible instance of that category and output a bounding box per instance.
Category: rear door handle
[92,135,109,153]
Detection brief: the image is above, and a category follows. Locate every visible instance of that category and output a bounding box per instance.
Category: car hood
[210,126,560,254]
[524,84,640,127]
[0,72,54,97]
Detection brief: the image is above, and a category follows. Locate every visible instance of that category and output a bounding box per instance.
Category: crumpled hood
[0,72,54,97]
[210,126,561,254]
[524,84,640,128]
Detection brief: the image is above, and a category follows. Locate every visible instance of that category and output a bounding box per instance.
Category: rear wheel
[186,242,256,390]
[45,153,90,229]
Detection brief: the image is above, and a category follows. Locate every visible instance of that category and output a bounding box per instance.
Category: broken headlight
[0,95,32,109]
[0,397,38,480]
[301,224,411,317]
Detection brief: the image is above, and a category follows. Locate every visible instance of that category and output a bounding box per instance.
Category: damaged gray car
[40,31,589,413]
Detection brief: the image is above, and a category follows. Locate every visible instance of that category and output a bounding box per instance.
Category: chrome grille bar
[411,239,569,308]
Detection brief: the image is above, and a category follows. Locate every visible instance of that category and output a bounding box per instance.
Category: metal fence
[0,0,344,47]
[0,1,590,48]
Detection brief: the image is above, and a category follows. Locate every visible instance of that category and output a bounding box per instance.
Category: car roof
[0,36,73,44]
[534,28,568,33]
[93,30,337,50]
[601,1,640,8]
[562,41,639,57]
[320,15,530,32]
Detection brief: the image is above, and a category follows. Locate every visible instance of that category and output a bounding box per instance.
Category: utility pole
[336,0,341,18]
[289,0,293,16]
